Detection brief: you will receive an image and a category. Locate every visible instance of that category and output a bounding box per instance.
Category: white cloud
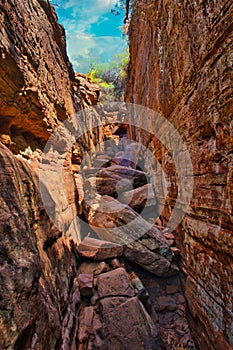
[56,1,125,72]
[67,31,125,71]
[63,0,115,17]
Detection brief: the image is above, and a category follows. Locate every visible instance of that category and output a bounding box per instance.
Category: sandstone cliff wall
[0,143,79,349]
[0,0,75,151]
[0,0,104,240]
[125,1,233,349]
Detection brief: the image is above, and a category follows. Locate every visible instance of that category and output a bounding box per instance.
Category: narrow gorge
[0,1,232,350]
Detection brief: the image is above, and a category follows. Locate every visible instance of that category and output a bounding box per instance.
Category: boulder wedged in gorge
[125,0,233,348]
[118,183,157,210]
[82,192,178,276]
[83,164,149,197]
[77,236,123,260]
[97,164,148,187]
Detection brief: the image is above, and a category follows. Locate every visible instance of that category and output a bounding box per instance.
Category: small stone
[157,296,178,312]
[108,258,122,269]
[163,233,175,240]
[78,261,110,276]
[171,247,180,256]
[168,239,175,246]
[176,294,186,305]
[166,285,179,294]
[78,274,94,296]
[71,164,80,173]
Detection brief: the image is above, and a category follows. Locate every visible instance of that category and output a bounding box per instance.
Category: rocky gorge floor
[70,121,197,349]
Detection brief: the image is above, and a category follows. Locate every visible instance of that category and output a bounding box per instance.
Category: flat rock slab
[97,267,135,298]
[123,242,178,277]
[97,164,148,188]
[84,176,134,197]
[77,236,123,260]
[78,261,110,276]
[118,183,157,210]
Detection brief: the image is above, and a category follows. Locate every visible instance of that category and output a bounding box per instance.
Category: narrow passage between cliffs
[73,114,197,350]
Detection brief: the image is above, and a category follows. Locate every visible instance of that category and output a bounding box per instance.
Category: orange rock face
[0,0,74,151]
[125,1,233,349]
[0,143,78,349]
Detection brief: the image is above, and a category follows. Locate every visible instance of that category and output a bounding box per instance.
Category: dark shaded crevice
[43,232,62,251]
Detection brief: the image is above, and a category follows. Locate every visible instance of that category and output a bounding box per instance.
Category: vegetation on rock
[88,48,129,101]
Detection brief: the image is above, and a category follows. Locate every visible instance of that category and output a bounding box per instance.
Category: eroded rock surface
[125,0,233,349]
[0,143,78,349]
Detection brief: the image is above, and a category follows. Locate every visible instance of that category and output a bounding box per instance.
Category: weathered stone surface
[0,1,170,349]
[74,73,100,106]
[97,164,148,188]
[99,297,161,350]
[97,268,135,299]
[0,0,74,151]
[123,242,178,277]
[0,143,78,350]
[82,163,149,198]
[78,306,95,345]
[77,274,94,297]
[135,267,196,350]
[77,236,123,260]
[0,144,162,350]
[126,1,233,348]
[83,193,178,276]
[84,176,134,197]
[156,296,178,312]
[78,261,110,276]
[118,183,157,210]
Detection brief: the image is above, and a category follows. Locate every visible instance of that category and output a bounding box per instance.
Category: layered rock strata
[125,1,233,349]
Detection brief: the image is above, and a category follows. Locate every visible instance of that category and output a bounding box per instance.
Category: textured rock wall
[0,143,79,349]
[0,0,75,151]
[0,0,105,240]
[125,1,233,349]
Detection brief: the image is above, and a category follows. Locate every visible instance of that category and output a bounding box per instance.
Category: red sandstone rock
[97,164,148,188]
[78,261,110,276]
[78,306,94,344]
[77,274,94,297]
[83,193,178,276]
[96,268,135,298]
[84,176,134,197]
[125,1,233,348]
[157,296,178,312]
[118,183,157,210]
[0,143,78,349]
[0,0,74,151]
[77,236,123,260]
[99,297,161,349]
[166,285,179,295]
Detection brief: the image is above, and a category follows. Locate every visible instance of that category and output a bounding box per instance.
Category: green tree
[88,48,129,100]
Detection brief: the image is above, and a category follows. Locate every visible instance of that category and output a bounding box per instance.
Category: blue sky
[52,0,126,73]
